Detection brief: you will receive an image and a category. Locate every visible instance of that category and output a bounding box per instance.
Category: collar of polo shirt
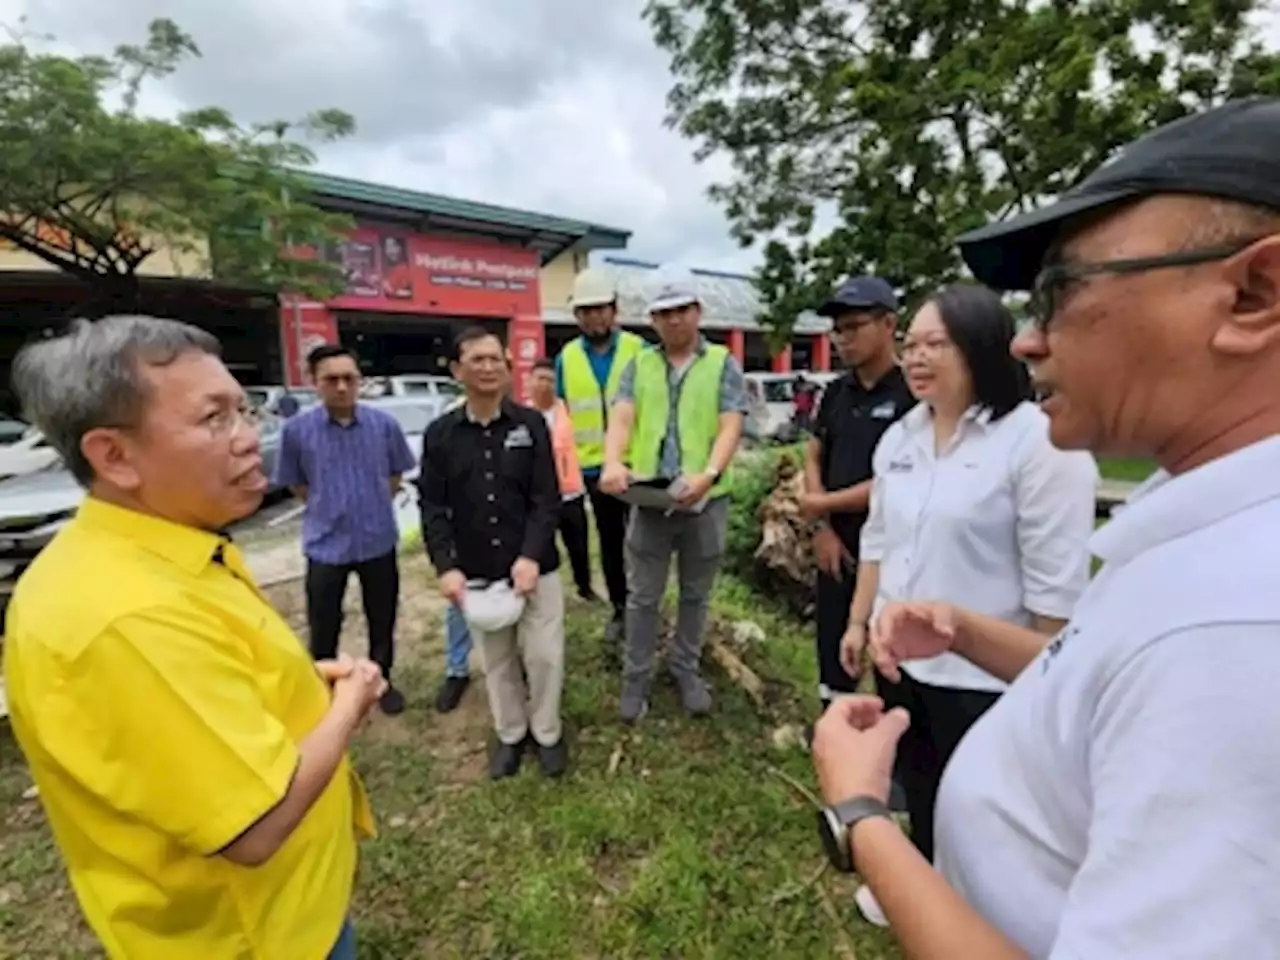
[464,397,515,426]
[902,402,994,433]
[1091,434,1280,568]
[76,496,229,573]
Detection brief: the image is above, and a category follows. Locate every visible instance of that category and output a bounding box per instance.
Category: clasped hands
[315,653,387,719]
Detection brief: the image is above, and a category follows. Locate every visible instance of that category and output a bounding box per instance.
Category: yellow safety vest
[629,343,730,498]
[561,331,644,469]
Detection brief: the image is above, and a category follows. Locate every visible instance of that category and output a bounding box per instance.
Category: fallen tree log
[707,635,766,709]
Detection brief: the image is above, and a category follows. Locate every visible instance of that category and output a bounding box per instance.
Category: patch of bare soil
[260,551,444,669]
[256,550,495,766]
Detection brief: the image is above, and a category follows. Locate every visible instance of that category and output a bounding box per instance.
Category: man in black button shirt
[417,327,568,780]
[801,277,914,715]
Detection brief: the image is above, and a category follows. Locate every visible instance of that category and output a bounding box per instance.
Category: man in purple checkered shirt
[273,344,416,715]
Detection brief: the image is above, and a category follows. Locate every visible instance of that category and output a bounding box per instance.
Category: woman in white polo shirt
[840,283,1098,925]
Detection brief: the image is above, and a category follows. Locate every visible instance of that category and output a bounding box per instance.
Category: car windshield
[401,378,461,397]
[761,380,794,403]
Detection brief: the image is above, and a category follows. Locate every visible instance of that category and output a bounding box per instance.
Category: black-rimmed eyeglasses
[1028,236,1270,330]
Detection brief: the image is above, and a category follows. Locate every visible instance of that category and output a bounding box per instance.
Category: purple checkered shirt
[273,404,417,565]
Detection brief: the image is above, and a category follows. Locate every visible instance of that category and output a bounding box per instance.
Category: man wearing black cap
[810,98,1280,958]
[801,276,912,721]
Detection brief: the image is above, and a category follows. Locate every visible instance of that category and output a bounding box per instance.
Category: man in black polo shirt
[417,327,567,781]
[801,276,913,715]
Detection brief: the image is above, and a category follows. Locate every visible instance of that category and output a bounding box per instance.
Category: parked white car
[244,385,319,416]
[379,374,462,400]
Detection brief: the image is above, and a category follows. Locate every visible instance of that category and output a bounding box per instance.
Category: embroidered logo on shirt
[504,425,533,449]
[870,402,897,419]
[887,457,913,473]
[1040,625,1080,674]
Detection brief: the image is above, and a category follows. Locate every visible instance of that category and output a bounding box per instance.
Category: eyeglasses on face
[203,404,260,439]
[1027,235,1272,330]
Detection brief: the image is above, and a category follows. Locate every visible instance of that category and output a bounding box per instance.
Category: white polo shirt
[860,401,1098,692]
[934,434,1280,959]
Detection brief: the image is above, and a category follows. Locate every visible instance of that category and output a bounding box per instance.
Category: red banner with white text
[318,227,541,319]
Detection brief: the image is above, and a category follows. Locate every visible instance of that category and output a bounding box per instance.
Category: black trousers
[560,495,593,596]
[584,475,629,614]
[816,569,859,703]
[874,669,999,862]
[305,549,399,681]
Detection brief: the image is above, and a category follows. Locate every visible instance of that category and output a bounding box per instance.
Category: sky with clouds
[2,0,748,272]
[5,1,1280,281]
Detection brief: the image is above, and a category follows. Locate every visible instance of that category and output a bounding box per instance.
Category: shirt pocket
[500,444,533,491]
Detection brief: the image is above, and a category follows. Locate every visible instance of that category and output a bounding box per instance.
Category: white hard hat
[647,263,700,314]
[463,580,526,633]
[569,267,617,310]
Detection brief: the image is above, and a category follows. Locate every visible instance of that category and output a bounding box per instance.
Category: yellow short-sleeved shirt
[2,497,376,960]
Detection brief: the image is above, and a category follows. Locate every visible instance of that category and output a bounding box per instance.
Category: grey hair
[1181,199,1280,249]
[12,315,221,486]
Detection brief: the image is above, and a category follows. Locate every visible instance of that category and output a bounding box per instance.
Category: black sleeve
[416,422,457,573]
[519,412,562,564]
[813,380,838,441]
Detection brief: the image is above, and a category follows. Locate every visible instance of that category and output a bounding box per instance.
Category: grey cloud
[14,0,754,271]
[25,0,656,143]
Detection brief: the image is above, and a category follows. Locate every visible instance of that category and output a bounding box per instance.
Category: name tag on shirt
[504,425,533,449]
[870,402,898,420]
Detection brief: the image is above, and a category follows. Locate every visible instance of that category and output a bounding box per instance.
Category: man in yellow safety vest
[600,264,747,724]
[555,267,645,649]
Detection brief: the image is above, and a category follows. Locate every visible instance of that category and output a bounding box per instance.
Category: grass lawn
[0,552,903,959]
[1097,457,1156,483]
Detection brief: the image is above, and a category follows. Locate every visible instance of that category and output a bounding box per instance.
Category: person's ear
[80,428,142,491]
[1214,238,1280,356]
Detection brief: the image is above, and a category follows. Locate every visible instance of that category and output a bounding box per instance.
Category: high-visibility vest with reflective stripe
[561,331,645,469]
[629,343,730,498]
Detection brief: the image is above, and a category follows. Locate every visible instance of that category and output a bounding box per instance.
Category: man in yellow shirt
[2,315,385,960]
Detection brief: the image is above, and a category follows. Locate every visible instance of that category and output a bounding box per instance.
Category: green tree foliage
[645,0,1280,331]
[0,18,355,312]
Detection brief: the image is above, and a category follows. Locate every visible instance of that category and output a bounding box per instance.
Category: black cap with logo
[958,97,1280,292]
[817,276,900,317]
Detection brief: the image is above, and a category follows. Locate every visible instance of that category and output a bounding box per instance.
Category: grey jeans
[623,496,729,684]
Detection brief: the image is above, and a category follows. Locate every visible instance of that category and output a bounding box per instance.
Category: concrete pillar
[771,344,792,374]
[727,327,745,364]
[812,334,831,372]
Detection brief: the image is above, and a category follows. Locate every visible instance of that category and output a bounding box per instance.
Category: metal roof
[295,170,631,265]
[583,257,830,334]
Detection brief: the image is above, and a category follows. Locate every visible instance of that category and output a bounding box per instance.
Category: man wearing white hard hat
[600,264,748,723]
[556,267,646,652]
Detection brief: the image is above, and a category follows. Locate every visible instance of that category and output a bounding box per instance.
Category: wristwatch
[817,795,893,873]
[705,466,721,481]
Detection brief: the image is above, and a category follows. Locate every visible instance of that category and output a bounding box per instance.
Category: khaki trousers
[473,572,565,747]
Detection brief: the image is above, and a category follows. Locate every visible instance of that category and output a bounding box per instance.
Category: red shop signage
[321,226,541,318]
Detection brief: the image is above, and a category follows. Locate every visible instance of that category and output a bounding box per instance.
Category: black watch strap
[817,795,893,873]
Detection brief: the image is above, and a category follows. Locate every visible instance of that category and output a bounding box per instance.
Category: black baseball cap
[958,97,1280,292]
[817,275,899,316]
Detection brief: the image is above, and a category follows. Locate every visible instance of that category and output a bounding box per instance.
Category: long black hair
[927,283,1030,421]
